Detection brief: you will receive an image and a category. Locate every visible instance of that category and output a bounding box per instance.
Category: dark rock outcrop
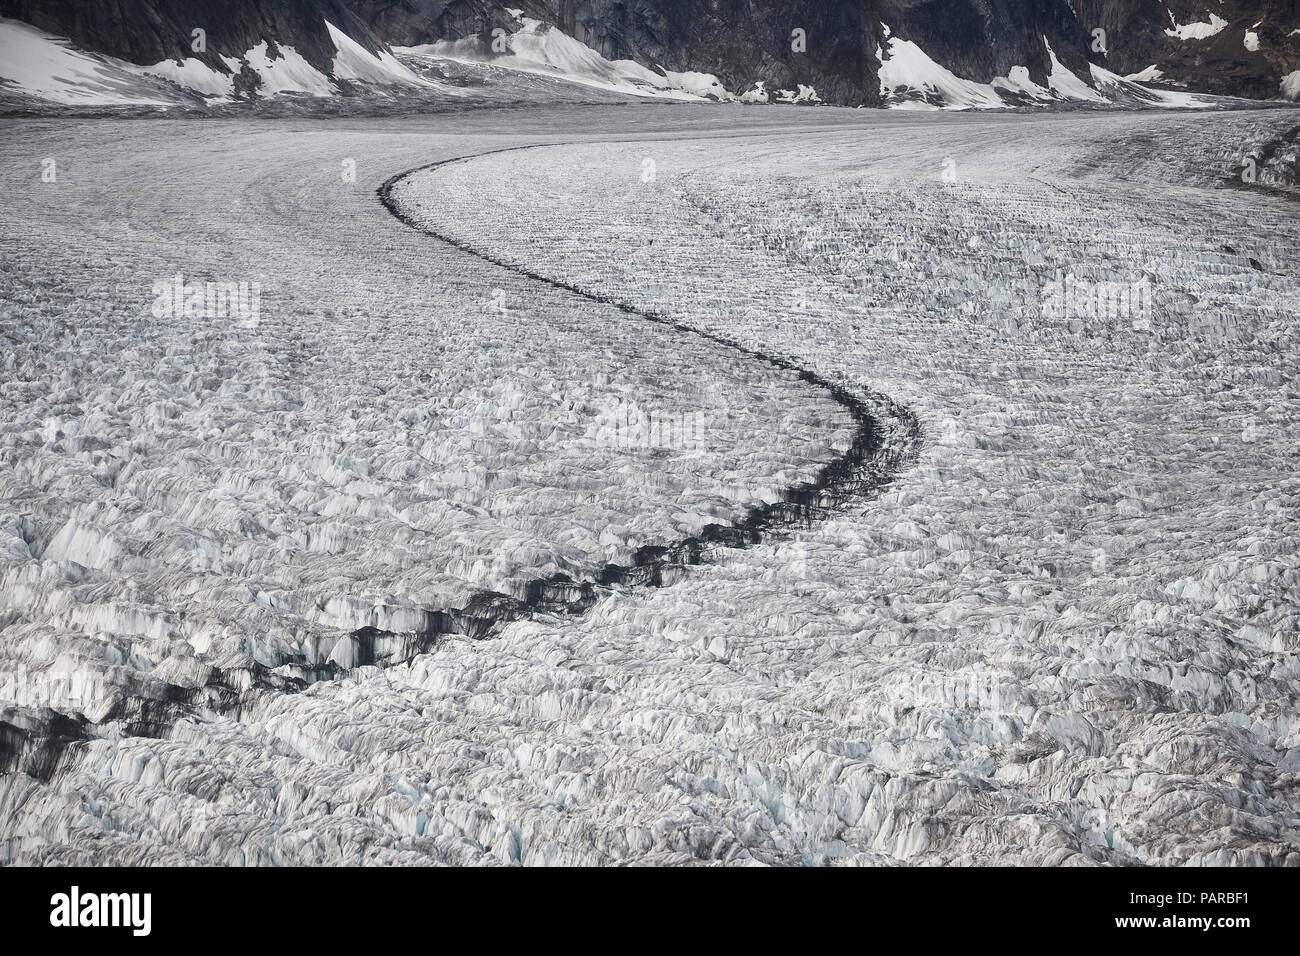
[347,0,1098,105]
[0,0,386,85]
[0,1,1294,104]
[1068,0,1299,98]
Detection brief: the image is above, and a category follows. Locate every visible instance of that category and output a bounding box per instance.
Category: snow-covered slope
[0,15,432,109]
[876,24,1010,110]
[1068,0,1300,101]
[0,18,176,106]
[2,3,1280,113]
[325,20,429,89]
[399,13,734,102]
[350,0,1114,108]
[875,25,1213,110]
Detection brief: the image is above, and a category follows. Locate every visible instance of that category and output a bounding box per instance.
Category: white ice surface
[2,107,1299,866]
[0,112,850,730]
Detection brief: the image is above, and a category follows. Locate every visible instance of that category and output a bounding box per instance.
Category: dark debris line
[1,144,921,779]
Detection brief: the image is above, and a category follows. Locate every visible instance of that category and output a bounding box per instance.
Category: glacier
[1,105,1299,865]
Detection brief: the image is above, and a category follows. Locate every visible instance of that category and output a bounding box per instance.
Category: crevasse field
[2,107,1299,865]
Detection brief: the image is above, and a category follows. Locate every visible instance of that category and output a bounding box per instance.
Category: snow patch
[1043,38,1106,103]
[876,24,1007,110]
[774,85,822,104]
[1124,64,1165,83]
[1165,14,1229,41]
[140,57,234,99]
[0,18,173,105]
[1282,71,1300,101]
[324,20,427,88]
[876,26,1110,110]
[1090,63,1212,108]
[400,17,730,102]
[992,65,1055,102]
[0,17,385,105]
[242,41,334,97]
[661,69,732,100]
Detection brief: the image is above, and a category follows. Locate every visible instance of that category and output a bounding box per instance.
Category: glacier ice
[2,105,1300,865]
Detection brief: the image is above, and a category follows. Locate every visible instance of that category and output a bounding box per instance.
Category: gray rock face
[0,0,385,85]
[4,1,1294,105]
[347,0,1098,105]
[1068,0,1300,98]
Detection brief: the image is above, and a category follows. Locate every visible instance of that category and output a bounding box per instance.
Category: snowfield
[2,106,1299,865]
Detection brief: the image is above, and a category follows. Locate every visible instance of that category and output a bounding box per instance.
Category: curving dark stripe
[375,143,920,624]
[6,143,920,766]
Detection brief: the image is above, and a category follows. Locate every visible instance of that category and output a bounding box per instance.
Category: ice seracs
[1165,14,1230,41]
[2,35,1299,870]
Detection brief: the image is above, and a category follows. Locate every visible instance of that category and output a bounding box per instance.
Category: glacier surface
[2,106,1299,865]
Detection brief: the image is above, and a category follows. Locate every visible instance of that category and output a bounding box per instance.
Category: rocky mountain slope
[353,0,1101,106]
[1069,0,1300,99]
[1,0,383,78]
[0,3,1295,112]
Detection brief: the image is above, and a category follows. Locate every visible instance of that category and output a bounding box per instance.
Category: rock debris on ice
[2,108,1299,865]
